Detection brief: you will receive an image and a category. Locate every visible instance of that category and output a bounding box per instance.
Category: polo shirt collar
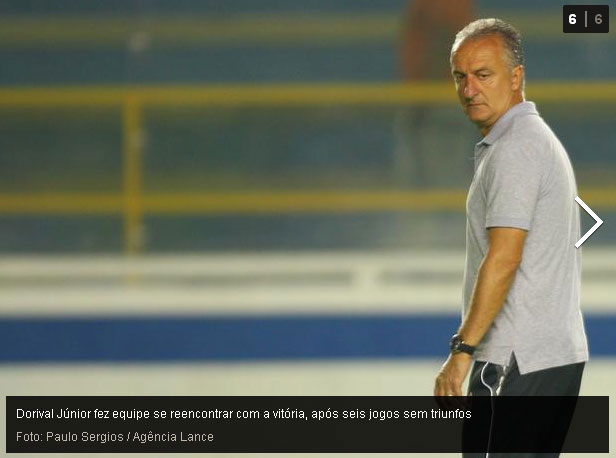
[479,101,538,146]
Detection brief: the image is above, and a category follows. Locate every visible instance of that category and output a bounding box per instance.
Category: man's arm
[434,227,527,396]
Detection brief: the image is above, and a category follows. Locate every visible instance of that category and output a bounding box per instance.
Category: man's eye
[477,73,489,80]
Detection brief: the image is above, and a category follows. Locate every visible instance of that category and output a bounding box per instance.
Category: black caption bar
[6,396,608,453]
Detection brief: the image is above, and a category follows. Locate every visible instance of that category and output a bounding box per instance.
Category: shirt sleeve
[482,138,545,231]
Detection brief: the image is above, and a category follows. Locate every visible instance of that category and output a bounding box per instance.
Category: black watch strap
[449,333,476,355]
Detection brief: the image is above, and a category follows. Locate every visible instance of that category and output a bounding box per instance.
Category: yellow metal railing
[1,82,615,253]
[3,81,616,106]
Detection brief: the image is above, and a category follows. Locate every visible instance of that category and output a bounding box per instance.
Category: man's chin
[465,109,490,125]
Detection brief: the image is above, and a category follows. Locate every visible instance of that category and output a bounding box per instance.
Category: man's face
[451,35,523,135]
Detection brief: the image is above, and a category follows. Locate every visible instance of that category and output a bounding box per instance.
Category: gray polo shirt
[464,101,588,374]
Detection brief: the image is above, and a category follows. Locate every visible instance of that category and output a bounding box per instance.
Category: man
[434,18,588,400]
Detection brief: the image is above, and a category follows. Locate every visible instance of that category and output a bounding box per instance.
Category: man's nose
[463,78,479,99]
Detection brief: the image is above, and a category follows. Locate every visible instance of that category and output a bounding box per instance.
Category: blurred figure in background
[395,0,475,187]
[400,0,474,80]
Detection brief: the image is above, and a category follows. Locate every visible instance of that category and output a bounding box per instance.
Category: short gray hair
[451,18,524,70]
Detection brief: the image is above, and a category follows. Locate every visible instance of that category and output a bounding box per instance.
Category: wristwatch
[449,333,476,356]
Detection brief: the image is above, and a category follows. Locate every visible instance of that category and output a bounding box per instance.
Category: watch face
[449,334,461,351]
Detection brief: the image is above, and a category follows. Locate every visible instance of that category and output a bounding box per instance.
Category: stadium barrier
[1,82,615,253]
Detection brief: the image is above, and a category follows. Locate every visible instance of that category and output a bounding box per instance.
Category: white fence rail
[0,248,614,316]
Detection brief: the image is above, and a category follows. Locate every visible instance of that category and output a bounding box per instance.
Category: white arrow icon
[575,196,603,248]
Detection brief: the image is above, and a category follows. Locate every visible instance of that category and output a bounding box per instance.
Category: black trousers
[463,354,585,458]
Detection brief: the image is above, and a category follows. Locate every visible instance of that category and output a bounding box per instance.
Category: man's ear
[511,65,524,92]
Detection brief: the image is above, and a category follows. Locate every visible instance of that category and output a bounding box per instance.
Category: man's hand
[434,352,473,396]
